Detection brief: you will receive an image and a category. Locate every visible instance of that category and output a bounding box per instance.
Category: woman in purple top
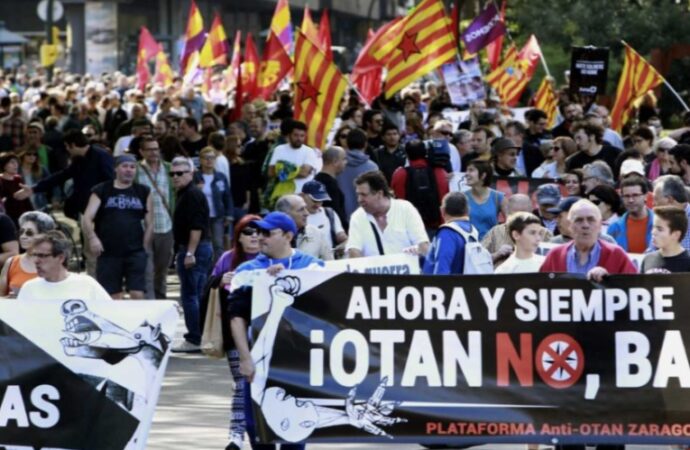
[212,214,261,450]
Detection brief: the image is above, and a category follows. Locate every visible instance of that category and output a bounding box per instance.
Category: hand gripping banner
[249,271,690,446]
[0,299,178,450]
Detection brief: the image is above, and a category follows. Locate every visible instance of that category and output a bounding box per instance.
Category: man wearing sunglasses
[170,156,212,353]
[228,211,323,450]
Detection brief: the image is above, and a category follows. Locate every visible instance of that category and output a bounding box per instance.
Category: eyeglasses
[622,193,645,200]
[240,227,259,236]
[30,252,54,259]
[169,171,189,177]
[439,130,452,137]
[589,198,602,205]
[19,228,36,237]
[202,155,216,160]
[338,134,349,140]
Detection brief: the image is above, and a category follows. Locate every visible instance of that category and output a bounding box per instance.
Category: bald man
[482,194,553,266]
[540,199,636,281]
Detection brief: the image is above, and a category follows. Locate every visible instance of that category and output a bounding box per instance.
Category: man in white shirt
[18,231,111,302]
[347,171,429,258]
[301,180,347,250]
[268,120,318,195]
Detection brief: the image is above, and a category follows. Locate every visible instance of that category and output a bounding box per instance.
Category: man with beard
[551,102,583,138]
[566,122,621,171]
[267,120,318,200]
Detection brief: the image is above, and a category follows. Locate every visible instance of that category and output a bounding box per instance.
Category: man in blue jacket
[423,191,475,274]
[606,176,654,253]
[228,211,323,450]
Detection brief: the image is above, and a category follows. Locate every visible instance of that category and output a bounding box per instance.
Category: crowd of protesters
[1,65,690,450]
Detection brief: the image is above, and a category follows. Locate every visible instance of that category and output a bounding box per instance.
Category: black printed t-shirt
[640,250,690,274]
[92,181,150,256]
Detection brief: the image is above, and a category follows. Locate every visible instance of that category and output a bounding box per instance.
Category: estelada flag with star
[293,29,348,149]
[371,0,458,98]
[486,35,542,106]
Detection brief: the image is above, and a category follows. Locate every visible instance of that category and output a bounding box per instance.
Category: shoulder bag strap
[140,164,173,218]
[369,221,385,256]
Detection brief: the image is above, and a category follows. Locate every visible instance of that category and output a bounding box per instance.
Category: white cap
[620,159,646,177]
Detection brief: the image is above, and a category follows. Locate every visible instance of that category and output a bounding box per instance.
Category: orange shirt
[8,254,37,295]
[627,215,649,254]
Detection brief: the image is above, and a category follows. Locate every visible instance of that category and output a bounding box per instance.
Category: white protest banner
[0,299,178,450]
[324,253,420,275]
[448,172,470,193]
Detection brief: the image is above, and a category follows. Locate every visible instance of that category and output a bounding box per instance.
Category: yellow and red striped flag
[301,6,319,44]
[372,0,457,98]
[610,42,664,132]
[486,35,542,106]
[534,77,558,128]
[293,29,348,149]
[200,12,229,67]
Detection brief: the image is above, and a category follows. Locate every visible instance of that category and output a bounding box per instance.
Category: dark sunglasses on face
[19,228,36,237]
[240,227,259,236]
[589,198,602,205]
[169,171,189,177]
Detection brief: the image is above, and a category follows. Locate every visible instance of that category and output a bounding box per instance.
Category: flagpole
[663,78,690,112]
[347,77,372,109]
[538,51,551,78]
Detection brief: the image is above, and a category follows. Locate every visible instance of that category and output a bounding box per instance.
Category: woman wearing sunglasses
[0,211,55,297]
[210,214,261,450]
[587,184,623,235]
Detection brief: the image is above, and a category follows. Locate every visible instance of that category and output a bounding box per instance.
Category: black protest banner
[0,299,178,450]
[570,46,610,97]
[250,271,690,446]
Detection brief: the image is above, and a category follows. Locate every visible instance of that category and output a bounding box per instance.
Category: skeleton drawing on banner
[250,276,406,442]
[59,299,170,449]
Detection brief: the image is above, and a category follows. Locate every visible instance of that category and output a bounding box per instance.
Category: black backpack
[405,165,441,225]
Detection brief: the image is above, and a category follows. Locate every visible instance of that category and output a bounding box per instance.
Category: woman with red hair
[210,214,261,450]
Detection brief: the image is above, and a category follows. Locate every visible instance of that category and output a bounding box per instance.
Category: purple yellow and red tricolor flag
[179,0,205,76]
[270,0,293,53]
[486,35,542,107]
[294,29,348,149]
[200,12,229,67]
[533,77,559,128]
[610,42,664,132]
[371,0,458,98]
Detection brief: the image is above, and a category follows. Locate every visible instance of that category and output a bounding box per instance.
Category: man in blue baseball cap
[227,209,323,450]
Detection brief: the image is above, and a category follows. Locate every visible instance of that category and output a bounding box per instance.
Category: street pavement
[146,275,676,450]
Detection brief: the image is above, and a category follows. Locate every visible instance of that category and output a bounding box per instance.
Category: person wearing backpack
[391,140,449,232]
[423,191,494,275]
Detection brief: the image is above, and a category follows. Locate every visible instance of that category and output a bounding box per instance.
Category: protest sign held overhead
[569,46,609,97]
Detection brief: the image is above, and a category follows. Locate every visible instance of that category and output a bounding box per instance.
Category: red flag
[136,27,159,90]
[257,32,293,100]
[230,55,244,122]
[318,9,333,61]
[485,0,506,70]
[351,29,381,106]
[450,0,460,50]
[138,27,159,61]
[241,33,260,101]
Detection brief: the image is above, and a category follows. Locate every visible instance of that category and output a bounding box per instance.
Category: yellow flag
[40,44,59,67]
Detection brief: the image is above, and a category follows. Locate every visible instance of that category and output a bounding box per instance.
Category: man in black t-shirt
[566,121,621,172]
[82,155,152,299]
[315,147,348,229]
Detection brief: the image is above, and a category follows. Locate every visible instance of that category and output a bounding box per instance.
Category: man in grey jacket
[336,128,379,218]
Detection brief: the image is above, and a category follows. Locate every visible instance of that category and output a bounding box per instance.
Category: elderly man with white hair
[170,156,212,353]
[540,199,637,281]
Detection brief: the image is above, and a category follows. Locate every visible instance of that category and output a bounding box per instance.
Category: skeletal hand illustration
[345,377,407,438]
